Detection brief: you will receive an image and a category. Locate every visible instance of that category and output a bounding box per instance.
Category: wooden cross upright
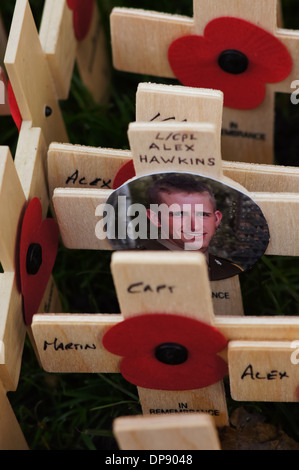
[113,413,221,450]
[49,84,299,318]
[0,147,61,450]
[39,0,110,104]
[4,0,109,148]
[0,0,109,448]
[110,0,299,165]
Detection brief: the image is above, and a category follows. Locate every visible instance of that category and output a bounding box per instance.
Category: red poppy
[19,198,60,325]
[113,160,136,189]
[168,17,292,110]
[7,81,22,131]
[103,313,228,391]
[67,0,94,41]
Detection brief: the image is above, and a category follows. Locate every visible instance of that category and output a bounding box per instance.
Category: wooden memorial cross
[50,115,299,318]
[32,250,231,428]
[110,0,299,165]
[39,0,109,104]
[31,249,299,436]
[0,147,60,450]
[4,0,109,148]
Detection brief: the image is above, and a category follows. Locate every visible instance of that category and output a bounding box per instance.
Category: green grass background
[0,0,298,450]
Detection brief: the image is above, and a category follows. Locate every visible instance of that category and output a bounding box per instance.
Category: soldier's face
[156,191,222,251]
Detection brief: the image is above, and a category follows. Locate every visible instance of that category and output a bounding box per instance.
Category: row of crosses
[0,0,109,450]
[0,0,299,450]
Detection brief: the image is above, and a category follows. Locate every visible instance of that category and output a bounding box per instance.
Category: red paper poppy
[103,313,228,391]
[168,17,292,110]
[67,0,94,41]
[113,160,136,189]
[7,81,22,131]
[19,198,60,326]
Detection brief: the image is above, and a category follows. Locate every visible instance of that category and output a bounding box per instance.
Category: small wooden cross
[110,0,299,165]
[31,249,299,433]
[0,147,60,449]
[39,0,110,103]
[49,96,299,318]
[32,250,230,428]
[4,0,109,148]
[0,0,110,448]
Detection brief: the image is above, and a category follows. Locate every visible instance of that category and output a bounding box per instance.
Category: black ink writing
[241,364,289,381]
[139,155,215,166]
[127,282,175,294]
[43,338,96,352]
[212,292,230,300]
[149,408,220,416]
[65,169,111,188]
[222,122,265,141]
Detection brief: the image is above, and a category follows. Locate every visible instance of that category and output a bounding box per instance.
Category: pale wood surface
[128,122,224,181]
[4,0,68,145]
[48,141,299,194]
[110,1,299,165]
[31,314,121,374]
[0,273,26,392]
[111,251,214,323]
[0,147,26,272]
[0,381,28,450]
[111,251,229,427]
[53,188,113,250]
[52,186,299,257]
[48,144,131,197]
[138,383,228,428]
[136,83,223,134]
[114,413,221,450]
[228,340,299,402]
[253,193,299,257]
[39,0,76,100]
[15,123,49,217]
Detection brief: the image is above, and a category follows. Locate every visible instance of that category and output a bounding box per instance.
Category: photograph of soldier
[105,172,270,281]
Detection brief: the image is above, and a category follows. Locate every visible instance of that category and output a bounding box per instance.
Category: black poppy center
[155,342,188,365]
[218,49,249,75]
[26,243,43,275]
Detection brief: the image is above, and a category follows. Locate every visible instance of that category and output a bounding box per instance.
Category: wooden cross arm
[113,413,221,450]
[31,313,299,374]
[52,187,299,255]
[4,0,68,145]
[39,0,77,100]
[110,8,192,76]
[48,142,299,196]
[252,193,299,256]
[111,4,299,90]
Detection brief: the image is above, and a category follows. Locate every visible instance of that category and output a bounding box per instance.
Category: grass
[0,0,299,450]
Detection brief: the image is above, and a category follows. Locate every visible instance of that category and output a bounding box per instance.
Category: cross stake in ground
[110,0,299,165]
